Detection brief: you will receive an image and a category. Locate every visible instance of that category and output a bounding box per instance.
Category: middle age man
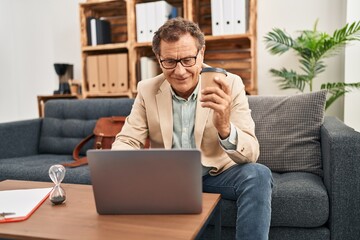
[112,17,273,240]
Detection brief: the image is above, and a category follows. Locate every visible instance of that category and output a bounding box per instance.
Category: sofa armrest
[321,116,360,240]
[0,119,42,159]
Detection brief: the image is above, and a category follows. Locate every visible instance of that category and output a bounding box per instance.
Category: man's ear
[156,54,162,66]
[199,45,206,63]
[200,45,206,56]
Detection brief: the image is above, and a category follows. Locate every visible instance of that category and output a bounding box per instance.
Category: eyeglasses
[159,50,200,69]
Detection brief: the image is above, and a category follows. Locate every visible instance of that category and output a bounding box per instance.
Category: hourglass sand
[49,165,66,205]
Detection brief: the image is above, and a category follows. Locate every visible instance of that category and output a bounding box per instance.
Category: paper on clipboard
[0,187,52,223]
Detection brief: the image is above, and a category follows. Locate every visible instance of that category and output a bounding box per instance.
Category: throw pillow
[248,90,327,176]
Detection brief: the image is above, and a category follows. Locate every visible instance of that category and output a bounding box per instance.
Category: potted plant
[264,20,360,109]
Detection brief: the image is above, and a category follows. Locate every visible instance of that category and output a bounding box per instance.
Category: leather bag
[63,116,126,168]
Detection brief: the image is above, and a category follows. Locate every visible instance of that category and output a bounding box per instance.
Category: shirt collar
[170,81,200,102]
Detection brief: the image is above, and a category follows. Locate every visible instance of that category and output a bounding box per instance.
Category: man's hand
[200,77,232,139]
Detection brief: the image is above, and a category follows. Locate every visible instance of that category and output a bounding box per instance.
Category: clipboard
[0,187,52,223]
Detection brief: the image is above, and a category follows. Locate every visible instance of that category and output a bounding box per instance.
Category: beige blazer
[112,70,259,175]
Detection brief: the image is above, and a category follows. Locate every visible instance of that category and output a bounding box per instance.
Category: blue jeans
[203,163,273,240]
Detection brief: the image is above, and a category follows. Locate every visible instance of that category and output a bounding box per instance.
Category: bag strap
[62,133,94,168]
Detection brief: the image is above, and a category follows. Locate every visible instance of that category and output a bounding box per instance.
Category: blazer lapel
[156,81,173,149]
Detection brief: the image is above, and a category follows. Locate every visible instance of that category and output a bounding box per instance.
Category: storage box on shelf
[78,0,257,98]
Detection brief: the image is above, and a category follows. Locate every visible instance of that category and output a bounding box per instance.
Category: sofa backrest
[38,91,326,176]
[39,98,135,156]
[248,90,327,176]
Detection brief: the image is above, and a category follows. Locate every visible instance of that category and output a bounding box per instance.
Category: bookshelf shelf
[79,0,257,97]
[82,42,129,52]
[134,42,153,48]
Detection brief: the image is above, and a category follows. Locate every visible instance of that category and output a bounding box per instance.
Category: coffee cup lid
[200,67,227,76]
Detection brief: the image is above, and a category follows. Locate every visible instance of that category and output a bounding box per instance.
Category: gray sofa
[0,94,359,240]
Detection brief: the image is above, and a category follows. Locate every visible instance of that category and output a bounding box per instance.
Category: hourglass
[49,165,66,205]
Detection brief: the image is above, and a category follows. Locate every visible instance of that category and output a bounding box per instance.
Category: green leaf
[270,68,307,92]
[264,28,294,55]
[321,82,360,109]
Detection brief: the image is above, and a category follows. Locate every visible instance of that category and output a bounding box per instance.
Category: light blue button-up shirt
[171,81,237,175]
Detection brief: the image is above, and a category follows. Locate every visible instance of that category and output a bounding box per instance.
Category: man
[112,17,273,240]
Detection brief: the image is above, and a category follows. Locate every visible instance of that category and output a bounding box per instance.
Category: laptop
[87,149,202,214]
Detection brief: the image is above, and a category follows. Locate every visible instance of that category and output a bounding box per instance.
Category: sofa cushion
[248,91,326,176]
[39,98,134,155]
[215,172,329,228]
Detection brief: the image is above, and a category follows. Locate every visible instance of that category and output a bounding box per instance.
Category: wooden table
[0,180,221,240]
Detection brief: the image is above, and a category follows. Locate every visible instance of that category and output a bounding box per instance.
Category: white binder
[135,3,148,43]
[147,57,159,79]
[155,1,173,31]
[211,0,223,36]
[222,0,235,35]
[90,18,97,45]
[140,57,159,80]
[233,0,248,34]
[140,57,149,81]
[146,2,157,42]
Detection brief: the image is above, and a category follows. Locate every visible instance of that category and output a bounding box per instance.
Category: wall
[257,0,347,118]
[0,0,353,124]
[344,0,360,132]
[0,0,82,123]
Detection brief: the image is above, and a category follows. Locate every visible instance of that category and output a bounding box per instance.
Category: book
[0,188,52,223]
[86,17,95,45]
[96,18,112,45]
[87,18,112,46]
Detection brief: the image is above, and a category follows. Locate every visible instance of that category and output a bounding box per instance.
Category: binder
[0,188,52,223]
[222,0,235,35]
[90,18,97,46]
[90,18,112,46]
[155,1,174,31]
[108,53,128,92]
[96,19,111,45]
[147,57,159,79]
[139,56,159,80]
[140,56,149,81]
[87,55,100,93]
[135,3,148,43]
[86,17,95,45]
[146,2,157,42]
[233,0,248,34]
[211,0,223,36]
[98,54,109,93]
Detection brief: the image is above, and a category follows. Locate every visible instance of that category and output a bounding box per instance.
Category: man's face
[158,33,205,99]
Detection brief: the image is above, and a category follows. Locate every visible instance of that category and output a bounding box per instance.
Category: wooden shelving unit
[79,0,257,98]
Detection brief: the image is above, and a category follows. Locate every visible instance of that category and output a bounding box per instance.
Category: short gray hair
[152,17,205,56]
